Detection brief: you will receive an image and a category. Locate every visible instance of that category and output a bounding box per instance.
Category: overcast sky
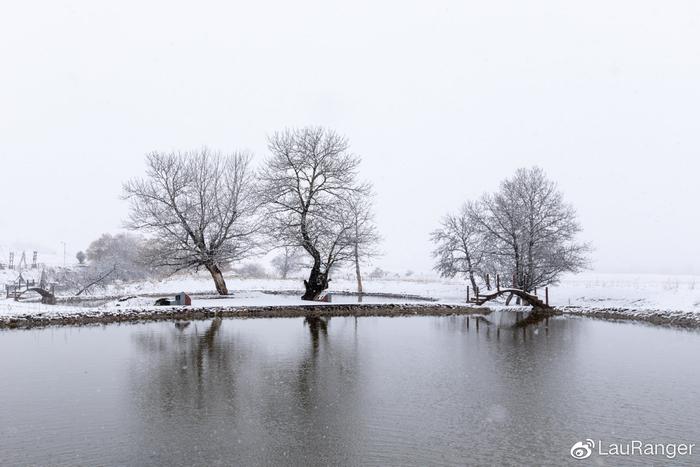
[1,0,699,274]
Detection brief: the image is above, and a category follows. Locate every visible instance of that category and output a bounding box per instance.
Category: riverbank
[3,299,700,330]
[0,303,492,329]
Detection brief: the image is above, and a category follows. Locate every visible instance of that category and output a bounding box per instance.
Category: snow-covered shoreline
[0,302,493,329]
[1,272,699,329]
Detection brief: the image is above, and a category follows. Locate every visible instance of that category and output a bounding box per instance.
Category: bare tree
[368,267,387,280]
[233,262,268,278]
[86,233,153,281]
[259,127,370,300]
[271,246,305,279]
[431,201,486,293]
[75,251,86,265]
[470,167,590,293]
[347,192,381,294]
[122,149,258,295]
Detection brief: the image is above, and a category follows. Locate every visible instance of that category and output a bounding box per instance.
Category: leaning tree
[259,127,370,300]
[122,149,259,295]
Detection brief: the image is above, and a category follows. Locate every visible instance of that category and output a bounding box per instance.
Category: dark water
[1,314,699,466]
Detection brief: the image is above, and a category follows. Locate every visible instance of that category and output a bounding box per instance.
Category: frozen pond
[1,314,699,466]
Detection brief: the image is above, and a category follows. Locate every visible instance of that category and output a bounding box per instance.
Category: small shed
[175,292,192,306]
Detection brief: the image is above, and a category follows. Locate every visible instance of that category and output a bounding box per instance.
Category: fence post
[496,274,500,291]
[466,286,470,303]
[545,287,549,306]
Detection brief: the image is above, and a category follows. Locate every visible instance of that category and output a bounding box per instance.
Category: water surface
[1,314,699,466]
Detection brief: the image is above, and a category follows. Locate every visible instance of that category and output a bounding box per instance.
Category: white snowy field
[1,271,699,320]
[120,271,700,310]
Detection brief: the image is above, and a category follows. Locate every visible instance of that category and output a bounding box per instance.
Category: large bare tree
[122,149,258,295]
[432,167,589,298]
[259,127,370,300]
[471,167,589,292]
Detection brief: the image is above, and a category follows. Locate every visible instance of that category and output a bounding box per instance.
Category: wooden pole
[496,274,500,291]
[466,286,470,303]
[545,287,549,306]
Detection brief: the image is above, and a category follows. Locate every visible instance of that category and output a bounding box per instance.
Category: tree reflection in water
[432,310,557,344]
[128,316,361,465]
[304,315,329,353]
[130,317,236,413]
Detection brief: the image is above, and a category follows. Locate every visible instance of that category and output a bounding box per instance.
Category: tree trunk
[302,266,329,301]
[206,263,229,295]
[354,245,363,294]
[281,251,289,279]
[468,271,478,296]
[462,245,478,294]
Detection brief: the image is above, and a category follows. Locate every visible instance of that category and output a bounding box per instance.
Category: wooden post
[475,286,479,302]
[496,274,500,291]
[512,273,516,288]
[485,273,491,290]
[466,286,470,303]
[545,287,549,306]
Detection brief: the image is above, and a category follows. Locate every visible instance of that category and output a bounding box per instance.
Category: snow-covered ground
[1,271,699,321]
[115,271,700,310]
